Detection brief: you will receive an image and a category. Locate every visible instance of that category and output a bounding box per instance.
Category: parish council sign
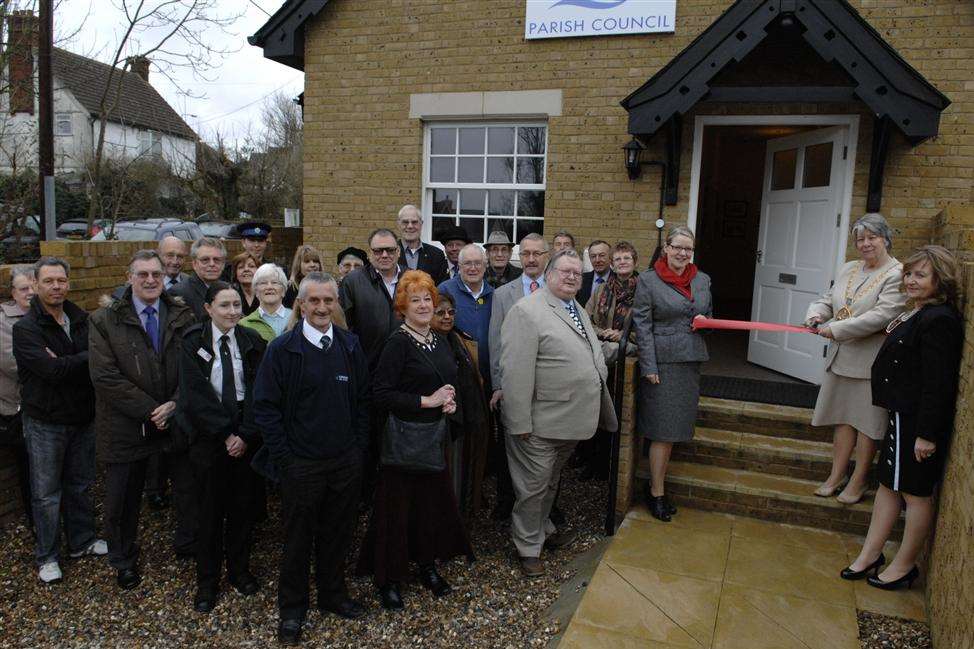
[525,0,677,40]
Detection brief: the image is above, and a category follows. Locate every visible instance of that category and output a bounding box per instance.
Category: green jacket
[239,309,280,343]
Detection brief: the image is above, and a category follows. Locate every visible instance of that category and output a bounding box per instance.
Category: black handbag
[380,414,447,473]
[379,333,450,473]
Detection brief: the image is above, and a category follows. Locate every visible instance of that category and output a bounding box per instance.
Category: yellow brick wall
[927,206,974,649]
[300,0,974,265]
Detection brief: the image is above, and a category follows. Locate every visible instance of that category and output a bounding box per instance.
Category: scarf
[595,272,638,331]
[654,256,697,301]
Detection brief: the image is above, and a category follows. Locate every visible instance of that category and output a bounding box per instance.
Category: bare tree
[84,0,242,230]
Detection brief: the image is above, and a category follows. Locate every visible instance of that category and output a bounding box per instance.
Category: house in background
[0,10,196,178]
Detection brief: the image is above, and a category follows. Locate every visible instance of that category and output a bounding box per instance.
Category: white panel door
[747,127,847,384]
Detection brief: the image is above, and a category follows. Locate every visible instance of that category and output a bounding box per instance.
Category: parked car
[90,219,204,242]
[0,214,41,263]
[197,221,242,240]
[56,219,112,240]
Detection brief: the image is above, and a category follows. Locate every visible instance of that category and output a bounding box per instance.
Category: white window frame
[140,129,163,158]
[54,113,72,136]
[421,120,548,251]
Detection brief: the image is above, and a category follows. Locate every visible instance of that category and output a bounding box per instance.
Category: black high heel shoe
[663,495,677,516]
[840,553,885,580]
[867,565,919,591]
[647,495,671,522]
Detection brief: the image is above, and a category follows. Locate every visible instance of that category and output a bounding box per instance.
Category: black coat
[485,263,522,289]
[12,296,94,425]
[89,288,195,463]
[871,303,962,445]
[400,242,449,286]
[168,273,209,321]
[339,264,403,368]
[176,321,266,466]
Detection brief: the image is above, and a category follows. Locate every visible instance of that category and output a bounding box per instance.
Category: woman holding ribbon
[842,245,961,589]
[632,226,712,522]
[805,213,905,504]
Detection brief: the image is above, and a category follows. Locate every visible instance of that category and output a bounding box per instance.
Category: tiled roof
[52,47,196,140]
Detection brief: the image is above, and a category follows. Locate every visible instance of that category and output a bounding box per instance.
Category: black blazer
[168,274,209,321]
[871,303,962,445]
[176,321,266,464]
[400,242,449,285]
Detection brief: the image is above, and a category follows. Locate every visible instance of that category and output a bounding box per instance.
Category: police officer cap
[237,221,273,240]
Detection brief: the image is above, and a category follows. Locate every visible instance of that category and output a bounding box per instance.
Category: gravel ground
[857,611,933,649]
[0,466,609,648]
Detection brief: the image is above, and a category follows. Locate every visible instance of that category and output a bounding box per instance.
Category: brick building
[248,0,973,643]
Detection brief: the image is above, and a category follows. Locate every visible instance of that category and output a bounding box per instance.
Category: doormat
[700,374,819,409]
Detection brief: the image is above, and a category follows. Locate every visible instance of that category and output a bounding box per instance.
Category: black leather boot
[379,582,404,610]
[419,563,452,597]
[647,495,671,522]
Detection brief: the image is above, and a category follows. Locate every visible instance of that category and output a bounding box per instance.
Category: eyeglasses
[255,280,284,288]
[460,260,485,268]
[371,247,398,256]
[434,308,456,317]
[520,251,548,259]
[196,256,225,264]
[555,268,582,279]
[133,271,164,280]
[668,245,694,255]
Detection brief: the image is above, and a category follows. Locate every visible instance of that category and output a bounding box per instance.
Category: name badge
[336,375,349,382]
[197,348,213,362]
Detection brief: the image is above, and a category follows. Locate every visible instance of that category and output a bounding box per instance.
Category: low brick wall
[927,205,974,649]
[0,231,305,526]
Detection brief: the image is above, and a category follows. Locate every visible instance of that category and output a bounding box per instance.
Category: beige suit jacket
[805,258,906,379]
[500,287,618,440]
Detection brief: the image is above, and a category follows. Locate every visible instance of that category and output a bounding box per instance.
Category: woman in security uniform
[842,245,962,591]
[177,281,267,613]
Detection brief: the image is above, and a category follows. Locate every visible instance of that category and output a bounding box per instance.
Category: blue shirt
[260,305,292,338]
[437,275,495,384]
[521,273,545,298]
[131,295,162,335]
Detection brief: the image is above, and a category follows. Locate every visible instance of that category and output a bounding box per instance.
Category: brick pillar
[615,357,639,521]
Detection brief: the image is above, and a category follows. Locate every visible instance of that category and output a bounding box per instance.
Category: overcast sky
[54,0,304,142]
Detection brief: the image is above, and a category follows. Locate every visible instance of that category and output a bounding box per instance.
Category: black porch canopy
[620,0,951,210]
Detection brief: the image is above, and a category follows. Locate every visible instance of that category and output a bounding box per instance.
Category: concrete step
[672,426,849,481]
[636,461,901,537]
[696,396,830,443]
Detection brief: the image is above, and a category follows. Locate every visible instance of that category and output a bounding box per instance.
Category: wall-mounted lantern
[623,137,645,180]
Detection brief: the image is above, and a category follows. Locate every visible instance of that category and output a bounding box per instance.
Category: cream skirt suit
[805,258,906,439]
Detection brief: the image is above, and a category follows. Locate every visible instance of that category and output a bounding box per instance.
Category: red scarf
[654,256,697,301]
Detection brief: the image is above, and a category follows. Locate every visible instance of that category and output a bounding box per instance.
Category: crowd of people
[0,205,963,643]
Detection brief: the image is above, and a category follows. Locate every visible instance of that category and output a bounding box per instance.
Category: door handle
[756,250,763,263]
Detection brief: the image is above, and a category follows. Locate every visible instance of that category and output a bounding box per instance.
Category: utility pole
[38,0,55,241]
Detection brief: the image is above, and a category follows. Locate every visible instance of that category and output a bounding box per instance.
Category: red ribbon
[691,316,817,334]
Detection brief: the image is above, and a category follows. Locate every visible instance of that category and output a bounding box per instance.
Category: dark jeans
[193,448,258,594]
[168,448,199,554]
[279,448,362,621]
[22,415,96,565]
[104,459,148,570]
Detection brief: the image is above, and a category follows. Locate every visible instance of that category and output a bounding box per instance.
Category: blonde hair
[288,245,323,289]
[900,245,959,308]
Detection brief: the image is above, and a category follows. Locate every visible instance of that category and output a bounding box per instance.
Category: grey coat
[488,277,528,388]
[632,270,712,376]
